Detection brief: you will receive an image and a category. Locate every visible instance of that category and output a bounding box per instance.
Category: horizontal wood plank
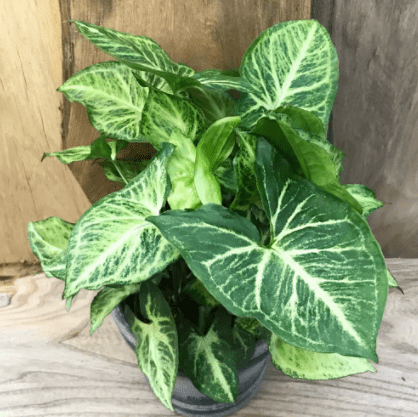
[0,259,417,416]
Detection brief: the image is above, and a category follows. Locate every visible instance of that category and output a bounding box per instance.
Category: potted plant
[28,18,398,416]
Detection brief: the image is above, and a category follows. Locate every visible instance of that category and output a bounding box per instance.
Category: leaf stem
[112,160,129,185]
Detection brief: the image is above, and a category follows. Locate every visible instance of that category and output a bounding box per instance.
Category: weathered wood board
[1,259,417,416]
[314,1,418,258]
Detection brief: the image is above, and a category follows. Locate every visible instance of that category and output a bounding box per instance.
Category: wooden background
[1,0,417,264]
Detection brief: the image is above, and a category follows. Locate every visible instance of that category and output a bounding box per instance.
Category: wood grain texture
[63,0,311,204]
[0,0,91,264]
[316,1,418,258]
[0,259,417,416]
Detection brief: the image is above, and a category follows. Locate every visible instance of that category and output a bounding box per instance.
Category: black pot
[112,305,270,417]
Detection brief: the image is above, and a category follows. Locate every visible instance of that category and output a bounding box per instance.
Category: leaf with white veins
[124,281,178,412]
[147,138,388,361]
[62,143,179,299]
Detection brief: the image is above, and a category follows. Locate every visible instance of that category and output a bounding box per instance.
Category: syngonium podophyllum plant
[28,19,399,411]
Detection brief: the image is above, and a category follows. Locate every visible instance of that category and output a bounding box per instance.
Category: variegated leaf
[232,322,257,369]
[193,69,253,92]
[175,306,239,403]
[58,61,150,141]
[182,274,220,308]
[98,159,150,185]
[124,281,178,412]
[237,20,338,129]
[194,116,241,205]
[70,20,195,94]
[229,130,259,216]
[214,157,238,194]
[62,143,179,299]
[90,283,142,335]
[147,139,388,361]
[269,333,376,380]
[343,184,385,218]
[42,134,129,164]
[253,115,363,214]
[27,217,74,280]
[235,316,271,341]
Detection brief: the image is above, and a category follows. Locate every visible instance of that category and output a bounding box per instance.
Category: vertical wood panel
[0,0,90,263]
[64,0,311,204]
[313,1,418,258]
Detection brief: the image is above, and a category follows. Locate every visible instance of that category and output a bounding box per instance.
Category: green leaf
[98,159,150,185]
[232,322,257,369]
[42,134,130,164]
[386,269,399,288]
[123,281,178,412]
[27,217,74,280]
[187,86,237,125]
[253,115,363,214]
[235,316,271,341]
[165,130,201,210]
[192,69,253,92]
[58,61,150,141]
[62,143,179,299]
[147,140,389,361]
[90,283,142,335]
[194,116,241,205]
[214,157,238,194]
[182,274,221,308]
[229,130,259,216]
[343,184,385,218]
[175,306,239,403]
[70,19,195,94]
[268,333,376,380]
[140,87,206,149]
[237,19,338,129]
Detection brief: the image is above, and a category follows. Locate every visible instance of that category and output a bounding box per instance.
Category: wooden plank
[64,0,311,204]
[0,0,91,264]
[0,259,416,416]
[315,1,418,258]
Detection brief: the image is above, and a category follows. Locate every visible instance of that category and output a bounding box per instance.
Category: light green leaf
[62,143,180,299]
[147,140,389,361]
[194,116,241,205]
[235,316,271,341]
[229,130,259,216]
[165,130,201,210]
[175,306,239,403]
[140,87,206,149]
[237,19,338,129]
[58,61,150,141]
[386,269,399,288]
[27,217,74,280]
[253,115,363,214]
[90,283,142,335]
[124,281,178,412]
[193,69,253,92]
[98,159,150,185]
[269,333,376,380]
[343,184,385,218]
[42,134,130,164]
[70,19,195,94]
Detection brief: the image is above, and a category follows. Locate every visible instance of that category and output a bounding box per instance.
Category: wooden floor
[1,259,417,416]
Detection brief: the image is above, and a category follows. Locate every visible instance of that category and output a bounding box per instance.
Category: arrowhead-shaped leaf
[182,274,221,308]
[27,217,74,280]
[194,116,241,205]
[192,69,252,92]
[231,322,258,369]
[147,139,388,361]
[175,306,239,403]
[62,143,179,299]
[90,283,142,335]
[124,281,178,412]
[253,115,363,214]
[343,184,385,218]
[237,19,338,129]
[69,19,195,94]
[268,333,376,380]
